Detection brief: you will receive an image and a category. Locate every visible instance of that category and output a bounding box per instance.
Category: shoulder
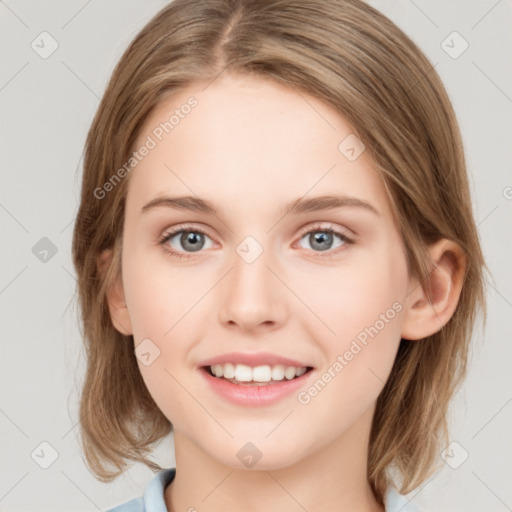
[384,485,421,512]
[105,468,176,512]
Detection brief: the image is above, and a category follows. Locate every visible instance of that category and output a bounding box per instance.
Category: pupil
[182,232,204,252]
[311,231,332,251]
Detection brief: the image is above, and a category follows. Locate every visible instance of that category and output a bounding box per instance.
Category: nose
[217,245,288,333]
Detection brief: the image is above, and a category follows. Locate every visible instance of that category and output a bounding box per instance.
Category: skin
[103,73,465,512]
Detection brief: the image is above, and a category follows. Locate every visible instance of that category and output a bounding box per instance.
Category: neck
[164,407,384,512]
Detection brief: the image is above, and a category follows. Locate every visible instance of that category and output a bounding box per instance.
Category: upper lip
[199,351,312,369]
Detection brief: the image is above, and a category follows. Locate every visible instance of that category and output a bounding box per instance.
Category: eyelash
[157,223,355,261]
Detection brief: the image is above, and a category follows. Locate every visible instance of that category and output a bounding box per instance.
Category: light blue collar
[107,468,420,512]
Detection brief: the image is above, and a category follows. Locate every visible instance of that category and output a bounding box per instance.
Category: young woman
[71,1,486,510]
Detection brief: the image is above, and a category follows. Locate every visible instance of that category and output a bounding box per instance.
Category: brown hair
[71,0,486,502]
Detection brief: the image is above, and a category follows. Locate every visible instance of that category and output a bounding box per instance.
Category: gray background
[1,1,511,510]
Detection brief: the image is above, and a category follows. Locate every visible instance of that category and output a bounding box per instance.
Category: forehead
[127,73,393,221]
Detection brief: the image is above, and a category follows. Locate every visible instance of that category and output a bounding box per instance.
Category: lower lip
[200,368,313,407]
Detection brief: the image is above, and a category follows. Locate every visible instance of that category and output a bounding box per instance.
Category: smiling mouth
[202,364,314,386]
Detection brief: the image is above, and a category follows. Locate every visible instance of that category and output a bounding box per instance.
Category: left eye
[297,228,351,252]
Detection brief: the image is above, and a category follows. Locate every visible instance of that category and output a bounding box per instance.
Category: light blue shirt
[106,468,419,512]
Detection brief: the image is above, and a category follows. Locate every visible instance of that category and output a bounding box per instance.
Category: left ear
[401,238,466,340]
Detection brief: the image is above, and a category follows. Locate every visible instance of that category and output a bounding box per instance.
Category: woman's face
[116,73,414,470]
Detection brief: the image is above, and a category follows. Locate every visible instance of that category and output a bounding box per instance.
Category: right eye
[158,225,215,259]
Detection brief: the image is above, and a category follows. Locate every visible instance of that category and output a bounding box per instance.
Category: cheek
[295,288,404,437]
[123,256,211,424]
[124,250,204,338]
[303,244,407,346]
[298,240,407,397]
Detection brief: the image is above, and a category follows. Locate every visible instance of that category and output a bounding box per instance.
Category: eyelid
[159,221,354,241]
[296,222,354,240]
[157,222,214,246]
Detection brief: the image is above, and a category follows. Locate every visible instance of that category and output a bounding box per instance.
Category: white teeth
[223,362,235,379]
[271,364,285,381]
[234,364,253,382]
[284,366,296,380]
[295,366,307,377]
[209,363,308,382]
[252,365,272,382]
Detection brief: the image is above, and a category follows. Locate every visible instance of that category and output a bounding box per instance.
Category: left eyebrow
[281,195,380,216]
[140,194,379,217]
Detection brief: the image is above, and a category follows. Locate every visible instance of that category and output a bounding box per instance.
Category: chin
[208,436,307,472]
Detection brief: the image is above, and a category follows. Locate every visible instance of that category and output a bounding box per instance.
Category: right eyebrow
[141,196,217,215]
